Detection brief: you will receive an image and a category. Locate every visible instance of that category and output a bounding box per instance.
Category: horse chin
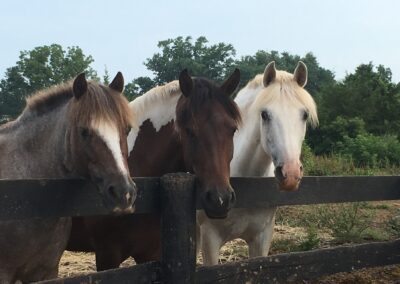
[203,209,228,219]
[111,205,136,215]
[277,180,301,192]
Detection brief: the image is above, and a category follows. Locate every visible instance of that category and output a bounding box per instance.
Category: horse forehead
[266,99,304,116]
[92,120,121,137]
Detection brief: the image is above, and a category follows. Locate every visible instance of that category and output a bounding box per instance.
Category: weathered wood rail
[0,174,398,283]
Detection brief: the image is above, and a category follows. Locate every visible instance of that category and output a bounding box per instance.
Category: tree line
[1,37,399,167]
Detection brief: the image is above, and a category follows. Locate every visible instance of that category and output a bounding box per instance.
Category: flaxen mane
[130,80,181,120]
[243,71,318,127]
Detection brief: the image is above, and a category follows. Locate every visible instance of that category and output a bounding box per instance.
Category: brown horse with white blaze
[0,72,136,283]
[67,69,241,269]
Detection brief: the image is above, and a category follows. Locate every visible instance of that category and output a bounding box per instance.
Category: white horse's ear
[293,61,308,87]
[263,61,276,87]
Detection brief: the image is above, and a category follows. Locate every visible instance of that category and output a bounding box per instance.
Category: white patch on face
[93,121,129,177]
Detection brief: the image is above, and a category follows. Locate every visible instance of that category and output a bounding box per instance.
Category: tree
[124,76,156,101]
[144,36,236,85]
[0,44,97,118]
[318,63,400,136]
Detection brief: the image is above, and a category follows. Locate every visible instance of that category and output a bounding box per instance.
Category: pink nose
[275,162,303,191]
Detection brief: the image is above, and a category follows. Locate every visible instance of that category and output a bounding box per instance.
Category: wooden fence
[0,174,399,283]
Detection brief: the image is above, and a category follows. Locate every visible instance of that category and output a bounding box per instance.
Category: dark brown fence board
[1,176,399,219]
[228,176,400,208]
[196,239,400,283]
[35,261,161,284]
[0,177,160,220]
[161,173,196,283]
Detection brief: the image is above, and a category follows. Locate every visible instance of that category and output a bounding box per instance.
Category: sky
[1,0,400,83]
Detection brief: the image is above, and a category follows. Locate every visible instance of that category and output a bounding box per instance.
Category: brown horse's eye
[186,128,195,138]
[80,127,90,139]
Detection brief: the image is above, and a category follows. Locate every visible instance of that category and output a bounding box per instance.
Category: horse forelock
[242,71,318,127]
[176,78,242,129]
[69,82,136,131]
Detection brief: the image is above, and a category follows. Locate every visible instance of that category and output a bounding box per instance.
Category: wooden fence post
[160,173,196,284]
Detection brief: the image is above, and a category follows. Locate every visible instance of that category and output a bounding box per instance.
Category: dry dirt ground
[59,201,400,283]
[59,229,400,283]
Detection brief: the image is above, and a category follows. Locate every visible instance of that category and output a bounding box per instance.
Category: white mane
[236,71,318,127]
[127,80,182,151]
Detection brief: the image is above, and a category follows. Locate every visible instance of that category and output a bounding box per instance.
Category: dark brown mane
[176,77,241,127]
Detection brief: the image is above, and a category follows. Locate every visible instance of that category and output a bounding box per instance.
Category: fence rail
[1,174,399,283]
[1,176,400,220]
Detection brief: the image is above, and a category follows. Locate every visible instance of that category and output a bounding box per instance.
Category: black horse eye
[125,127,131,135]
[303,110,309,121]
[186,128,195,138]
[261,110,271,121]
[80,128,90,138]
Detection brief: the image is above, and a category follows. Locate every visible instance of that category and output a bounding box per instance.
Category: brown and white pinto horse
[67,69,241,270]
[0,73,136,283]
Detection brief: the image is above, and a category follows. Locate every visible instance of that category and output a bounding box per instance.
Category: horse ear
[73,73,88,99]
[221,68,240,96]
[179,69,193,97]
[263,61,276,87]
[109,72,124,93]
[293,61,308,87]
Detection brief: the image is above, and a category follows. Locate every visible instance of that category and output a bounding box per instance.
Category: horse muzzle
[275,162,303,192]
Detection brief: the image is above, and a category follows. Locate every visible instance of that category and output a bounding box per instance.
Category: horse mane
[176,77,242,127]
[2,80,135,132]
[240,71,318,127]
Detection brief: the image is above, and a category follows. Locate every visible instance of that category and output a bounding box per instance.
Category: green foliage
[124,76,156,101]
[0,44,97,117]
[313,203,373,243]
[145,36,236,84]
[336,133,400,167]
[387,210,400,238]
[297,225,320,251]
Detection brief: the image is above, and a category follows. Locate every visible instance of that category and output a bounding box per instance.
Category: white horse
[197,61,318,265]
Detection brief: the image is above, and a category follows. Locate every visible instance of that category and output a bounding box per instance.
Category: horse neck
[128,119,185,177]
[231,86,274,177]
[0,105,69,178]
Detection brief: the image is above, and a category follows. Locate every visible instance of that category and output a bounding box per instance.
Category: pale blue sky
[1,0,400,82]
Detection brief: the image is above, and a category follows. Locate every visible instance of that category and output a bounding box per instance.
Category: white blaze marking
[94,121,129,177]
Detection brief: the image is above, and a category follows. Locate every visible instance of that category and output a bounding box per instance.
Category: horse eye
[125,127,131,135]
[186,128,195,138]
[261,110,271,121]
[80,128,90,139]
[303,111,309,121]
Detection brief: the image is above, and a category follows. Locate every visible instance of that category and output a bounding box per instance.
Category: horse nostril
[108,186,118,199]
[275,166,286,180]
[230,191,236,204]
[300,165,304,172]
[205,191,213,203]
